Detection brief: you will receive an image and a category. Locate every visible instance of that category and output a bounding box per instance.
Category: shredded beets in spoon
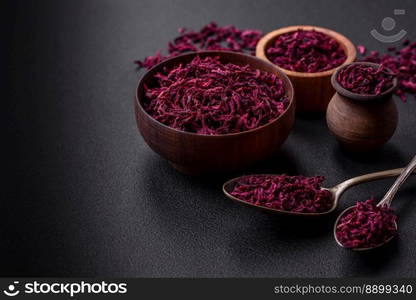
[229,174,333,213]
[142,56,288,135]
[136,22,263,69]
[359,39,416,101]
[337,64,395,95]
[336,198,397,249]
[266,29,347,73]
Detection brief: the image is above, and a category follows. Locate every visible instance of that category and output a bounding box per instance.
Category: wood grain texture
[256,25,356,113]
[135,51,295,175]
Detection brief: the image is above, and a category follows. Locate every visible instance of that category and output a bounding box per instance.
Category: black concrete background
[2,0,416,277]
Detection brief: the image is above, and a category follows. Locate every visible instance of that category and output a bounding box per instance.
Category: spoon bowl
[333,205,398,251]
[222,175,335,216]
[223,168,411,217]
[333,155,416,251]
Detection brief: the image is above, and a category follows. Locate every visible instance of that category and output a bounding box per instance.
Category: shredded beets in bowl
[336,198,397,249]
[358,40,416,101]
[266,29,347,73]
[142,55,289,135]
[337,64,395,95]
[229,174,333,213]
[136,22,263,69]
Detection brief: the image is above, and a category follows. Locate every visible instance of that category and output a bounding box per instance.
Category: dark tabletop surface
[2,0,416,277]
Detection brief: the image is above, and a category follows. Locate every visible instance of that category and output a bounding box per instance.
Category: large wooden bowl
[256,25,356,113]
[135,51,295,175]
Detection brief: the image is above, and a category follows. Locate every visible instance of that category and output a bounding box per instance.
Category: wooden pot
[256,25,356,113]
[326,62,399,152]
[135,51,295,175]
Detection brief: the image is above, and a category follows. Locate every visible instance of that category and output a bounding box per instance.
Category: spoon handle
[378,155,416,207]
[333,167,415,197]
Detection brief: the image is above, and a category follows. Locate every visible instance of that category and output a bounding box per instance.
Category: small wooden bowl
[326,62,398,152]
[135,51,295,175]
[256,25,356,113]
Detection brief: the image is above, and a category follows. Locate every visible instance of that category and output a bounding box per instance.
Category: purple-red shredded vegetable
[136,22,263,69]
[357,44,366,55]
[337,64,395,95]
[266,29,347,73]
[336,198,397,248]
[142,56,288,135]
[359,39,416,101]
[136,22,415,101]
[229,174,333,213]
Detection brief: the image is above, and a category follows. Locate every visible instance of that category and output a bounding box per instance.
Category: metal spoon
[334,155,416,251]
[223,167,415,216]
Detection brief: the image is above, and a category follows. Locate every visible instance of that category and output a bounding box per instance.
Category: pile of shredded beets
[358,40,416,101]
[143,56,288,135]
[337,64,395,95]
[135,22,415,102]
[135,22,263,70]
[229,174,333,213]
[336,198,397,248]
[266,29,347,73]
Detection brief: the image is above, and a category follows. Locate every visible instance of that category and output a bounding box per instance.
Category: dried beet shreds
[142,56,288,135]
[360,40,416,101]
[229,175,333,213]
[136,22,263,69]
[266,29,347,73]
[336,198,397,249]
[337,64,394,95]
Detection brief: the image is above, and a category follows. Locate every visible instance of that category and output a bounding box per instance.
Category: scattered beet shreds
[136,22,263,69]
[359,40,416,101]
[143,56,288,135]
[266,29,347,73]
[336,198,397,248]
[229,175,333,213]
[337,64,394,95]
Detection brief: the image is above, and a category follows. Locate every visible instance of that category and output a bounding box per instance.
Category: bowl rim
[135,50,295,138]
[255,25,357,78]
[331,61,398,101]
